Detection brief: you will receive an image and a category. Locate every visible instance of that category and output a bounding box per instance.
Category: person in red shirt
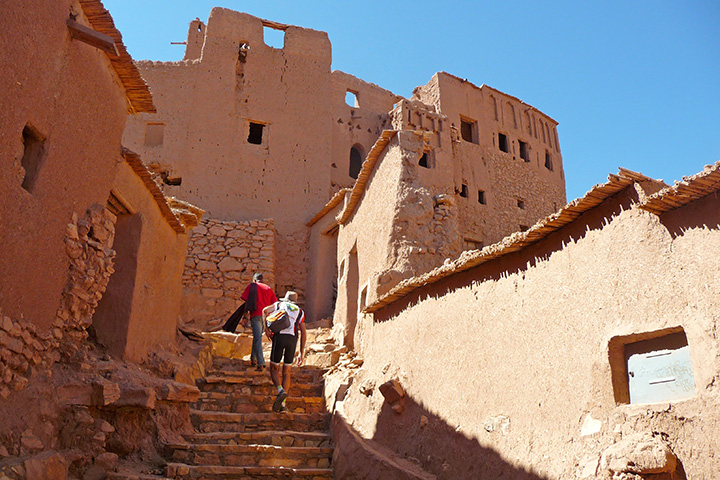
[241,272,277,371]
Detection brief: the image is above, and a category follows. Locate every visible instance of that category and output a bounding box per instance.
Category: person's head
[253,272,263,282]
[282,291,298,303]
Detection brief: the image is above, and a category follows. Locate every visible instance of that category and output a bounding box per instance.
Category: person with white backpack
[262,291,307,413]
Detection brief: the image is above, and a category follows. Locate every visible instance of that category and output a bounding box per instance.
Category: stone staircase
[165,357,333,479]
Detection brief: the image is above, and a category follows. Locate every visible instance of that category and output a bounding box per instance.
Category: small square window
[609,328,694,405]
[478,190,486,204]
[518,140,529,162]
[248,122,265,145]
[460,117,477,144]
[545,151,553,171]
[419,150,434,169]
[144,123,164,146]
[459,184,468,198]
[517,199,525,209]
[498,133,509,153]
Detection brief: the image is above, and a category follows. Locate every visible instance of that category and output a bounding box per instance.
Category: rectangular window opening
[517,199,525,209]
[459,184,468,198]
[498,133,509,153]
[144,123,165,146]
[248,122,265,145]
[20,125,46,192]
[263,26,285,49]
[545,151,553,171]
[460,116,477,144]
[609,328,695,405]
[519,140,529,162]
[419,150,433,169]
[477,190,486,204]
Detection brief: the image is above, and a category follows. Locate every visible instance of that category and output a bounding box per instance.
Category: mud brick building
[122,8,566,326]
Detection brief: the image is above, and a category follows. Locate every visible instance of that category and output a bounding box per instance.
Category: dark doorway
[92,212,142,357]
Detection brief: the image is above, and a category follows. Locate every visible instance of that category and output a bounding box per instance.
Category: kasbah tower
[122,8,566,327]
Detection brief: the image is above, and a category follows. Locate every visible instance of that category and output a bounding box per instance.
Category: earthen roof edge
[437,72,558,125]
[337,130,398,225]
[639,161,720,215]
[365,167,655,314]
[306,188,351,227]
[78,0,156,114]
[121,148,186,234]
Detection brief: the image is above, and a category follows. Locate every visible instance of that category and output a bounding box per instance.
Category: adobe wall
[414,72,566,247]
[0,0,128,328]
[334,131,463,348]
[330,71,399,190]
[306,200,344,323]
[122,9,399,300]
[180,218,276,330]
[337,189,720,479]
[92,161,190,362]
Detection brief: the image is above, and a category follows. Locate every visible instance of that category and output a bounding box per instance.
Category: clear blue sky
[104,0,719,202]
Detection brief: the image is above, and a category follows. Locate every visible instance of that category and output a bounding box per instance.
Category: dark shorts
[270,333,298,365]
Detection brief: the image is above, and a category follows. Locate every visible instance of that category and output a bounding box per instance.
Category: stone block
[1,317,12,332]
[208,226,226,237]
[202,288,224,299]
[196,261,217,272]
[218,257,242,271]
[57,384,93,407]
[379,379,405,405]
[113,386,157,409]
[94,452,118,471]
[229,247,249,258]
[0,331,24,354]
[159,381,201,403]
[92,381,121,406]
[24,451,67,480]
[193,225,208,235]
[601,433,677,474]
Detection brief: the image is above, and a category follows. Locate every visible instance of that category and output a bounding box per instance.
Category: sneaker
[272,390,288,412]
[256,365,265,372]
[278,405,288,413]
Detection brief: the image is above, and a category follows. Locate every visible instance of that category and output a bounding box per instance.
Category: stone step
[199,380,325,397]
[107,473,171,480]
[210,357,327,374]
[182,430,332,448]
[165,463,333,479]
[197,392,325,414]
[170,443,333,469]
[191,410,330,434]
[202,370,323,386]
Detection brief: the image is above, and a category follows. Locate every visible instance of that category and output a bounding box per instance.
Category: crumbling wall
[180,218,276,330]
[330,70,398,190]
[414,72,567,248]
[337,193,720,479]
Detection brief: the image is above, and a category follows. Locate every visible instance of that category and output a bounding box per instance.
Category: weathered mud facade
[122,8,399,307]
[1,2,201,477]
[122,9,565,326]
[329,164,720,479]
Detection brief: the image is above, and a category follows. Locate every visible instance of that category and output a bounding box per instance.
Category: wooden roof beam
[67,18,118,56]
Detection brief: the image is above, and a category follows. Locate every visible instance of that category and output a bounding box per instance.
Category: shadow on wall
[334,393,549,480]
[658,192,720,239]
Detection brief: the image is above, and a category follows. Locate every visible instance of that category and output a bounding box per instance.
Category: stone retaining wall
[0,204,116,398]
[180,218,276,329]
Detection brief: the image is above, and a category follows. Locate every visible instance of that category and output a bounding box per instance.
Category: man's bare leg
[270,362,281,388]
[282,364,291,393]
